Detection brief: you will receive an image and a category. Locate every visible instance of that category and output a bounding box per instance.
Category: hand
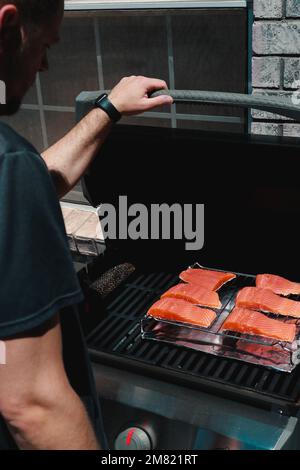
[108,75,173,116]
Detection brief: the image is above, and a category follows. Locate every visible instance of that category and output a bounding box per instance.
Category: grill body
[79,261,300,450]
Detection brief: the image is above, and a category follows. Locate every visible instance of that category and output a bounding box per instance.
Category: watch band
[94,93,122,123]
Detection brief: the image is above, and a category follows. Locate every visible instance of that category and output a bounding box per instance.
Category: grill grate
[86,268,300,415]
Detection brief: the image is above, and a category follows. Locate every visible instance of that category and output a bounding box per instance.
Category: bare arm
[0,315,100,450]
[41,76,173,198]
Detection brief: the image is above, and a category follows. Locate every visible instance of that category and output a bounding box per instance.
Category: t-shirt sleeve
[0,150,84,338]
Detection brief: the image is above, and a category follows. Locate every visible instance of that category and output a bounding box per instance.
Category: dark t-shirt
[0,122,107,449]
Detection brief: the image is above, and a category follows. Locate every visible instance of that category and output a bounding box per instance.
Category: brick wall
[252,0,300,137]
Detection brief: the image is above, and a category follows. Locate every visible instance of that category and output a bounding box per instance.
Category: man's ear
[0,5,20,41]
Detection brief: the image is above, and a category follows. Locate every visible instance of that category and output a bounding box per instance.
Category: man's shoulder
[0,121,39,157]
[0,121,47,174]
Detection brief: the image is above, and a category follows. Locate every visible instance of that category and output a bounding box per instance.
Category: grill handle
[150,89,300,121]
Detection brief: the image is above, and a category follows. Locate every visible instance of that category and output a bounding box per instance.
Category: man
[0,0,173,449]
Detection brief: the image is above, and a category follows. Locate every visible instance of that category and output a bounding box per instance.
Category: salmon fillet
[236,287,300,318]
[256,273,300,296]
[161,283,221,309]
[179,268,236,290]
[147,298,216,328]
[221,307,296,342]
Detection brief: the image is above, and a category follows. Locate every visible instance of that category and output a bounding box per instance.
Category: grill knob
[114,427,153,450]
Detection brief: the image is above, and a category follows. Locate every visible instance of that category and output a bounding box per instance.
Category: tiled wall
[252,0,300,137]
[1,8,247,158]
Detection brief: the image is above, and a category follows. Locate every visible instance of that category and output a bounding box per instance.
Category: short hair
[0,0,63,25]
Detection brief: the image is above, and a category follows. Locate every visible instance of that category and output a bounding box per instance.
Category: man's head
[0,0,64,115]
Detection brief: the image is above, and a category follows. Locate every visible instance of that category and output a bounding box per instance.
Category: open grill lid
[75,114,300,277]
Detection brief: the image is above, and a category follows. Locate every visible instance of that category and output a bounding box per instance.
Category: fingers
[109,75,172,115]
[143,94,174,109]
[122,75,169,91]
[143,78,169,91]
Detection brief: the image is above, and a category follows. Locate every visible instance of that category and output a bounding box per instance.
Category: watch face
[96,93,108,105]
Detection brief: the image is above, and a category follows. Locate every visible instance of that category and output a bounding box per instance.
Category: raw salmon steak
[161,283,221,309]
[179,268,236,290]
[147,298,216,328]
[221,307,296,342]
[256,273,300,296]
[236,287,300,318]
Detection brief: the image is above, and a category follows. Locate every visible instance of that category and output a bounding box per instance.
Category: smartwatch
[94,93,122,123]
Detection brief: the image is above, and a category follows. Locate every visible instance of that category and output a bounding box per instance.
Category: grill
[84,263,300,417]
[74,90,300,449]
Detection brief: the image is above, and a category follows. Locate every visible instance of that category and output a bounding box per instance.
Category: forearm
[41,77,172,199]
[6,388,101,450]
[42,107,112,199]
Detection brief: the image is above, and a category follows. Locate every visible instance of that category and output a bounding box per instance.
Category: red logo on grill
[126,429,135,446]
